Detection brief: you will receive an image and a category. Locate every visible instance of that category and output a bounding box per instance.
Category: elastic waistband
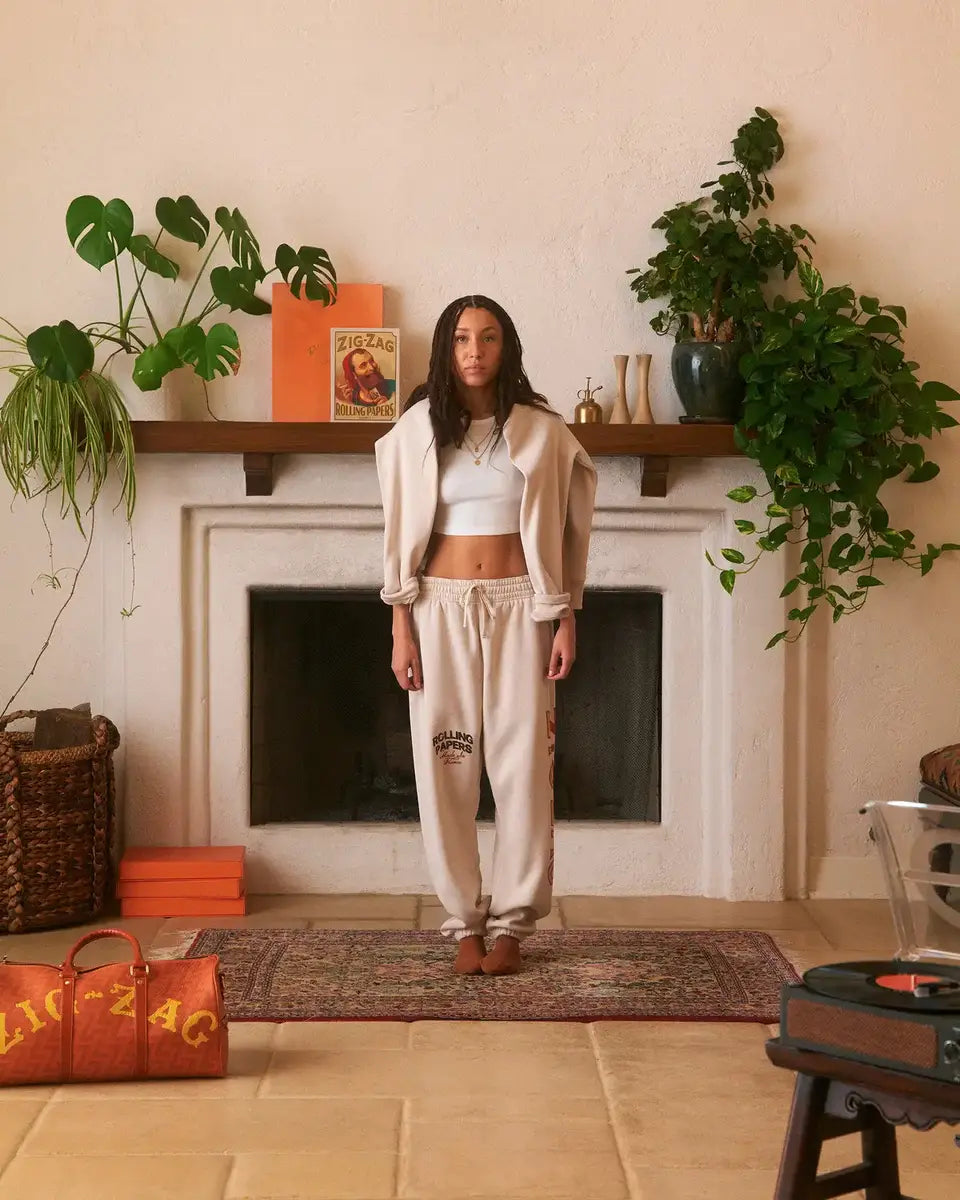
[419,575,534,604]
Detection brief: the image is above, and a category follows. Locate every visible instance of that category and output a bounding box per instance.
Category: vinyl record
[803,960,960,1013]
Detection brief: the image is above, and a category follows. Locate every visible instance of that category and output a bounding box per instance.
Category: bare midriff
[422,532,527,580]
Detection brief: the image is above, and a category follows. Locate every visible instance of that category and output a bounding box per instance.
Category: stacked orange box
[117,846,247,917]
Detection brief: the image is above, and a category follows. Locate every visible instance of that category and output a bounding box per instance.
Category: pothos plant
[0,194,336,714]
[712,260,960,647]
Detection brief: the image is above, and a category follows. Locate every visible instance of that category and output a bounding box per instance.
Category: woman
[375,296,596,976]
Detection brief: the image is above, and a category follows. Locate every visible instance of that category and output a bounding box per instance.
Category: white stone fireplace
[108,448,789,899]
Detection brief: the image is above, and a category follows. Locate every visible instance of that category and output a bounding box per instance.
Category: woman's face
[451,307,503,390]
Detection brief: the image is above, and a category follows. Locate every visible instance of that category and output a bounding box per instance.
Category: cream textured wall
[1,0,958,895]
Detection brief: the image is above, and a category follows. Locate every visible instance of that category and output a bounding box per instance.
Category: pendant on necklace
[474,457,481,466]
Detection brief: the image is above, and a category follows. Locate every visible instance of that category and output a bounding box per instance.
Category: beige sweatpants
[409,575,556,942]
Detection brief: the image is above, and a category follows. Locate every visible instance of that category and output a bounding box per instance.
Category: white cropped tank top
[433,417,524,535]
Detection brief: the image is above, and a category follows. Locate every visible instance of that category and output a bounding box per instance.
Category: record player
[778,799,960,1084]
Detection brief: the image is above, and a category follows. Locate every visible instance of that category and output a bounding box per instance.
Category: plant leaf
[719,569,736,595]
[216,206,265,280]
[829,427,865,449]
[155,195,210,247]
[133,335,184,390]
[798,261,823,299]
[721,548,746,564]
[727,485,757,503]
[775,462,801,485]
[863,314,902,338]
[921,380,960,406]
[164,323,206,363]
[734,519,756,534]
[856,575,883,588]
[766,630,788,649]
[275,244,337,303]
[65,195,134,269]
[905,461,940,484]
[210,265,272,315]
[759,327,792,354]
[26,321,95,382]
[131,322,241,387]
[127,234,180,281]
[780,577,800,597]
[177,322,241,381]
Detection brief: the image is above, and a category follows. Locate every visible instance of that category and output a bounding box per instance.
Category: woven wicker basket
[0,709,118,933]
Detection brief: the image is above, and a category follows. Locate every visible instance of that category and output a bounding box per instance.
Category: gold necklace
[463,422,497,465]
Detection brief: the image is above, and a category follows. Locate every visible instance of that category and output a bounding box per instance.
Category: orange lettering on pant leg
[546,709,556,883]
[545,709,556,788]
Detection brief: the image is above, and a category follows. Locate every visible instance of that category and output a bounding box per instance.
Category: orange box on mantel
[118,846,246,882]
[272,282,384,420]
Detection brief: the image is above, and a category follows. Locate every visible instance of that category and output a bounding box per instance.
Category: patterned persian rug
[158,928,799,1023]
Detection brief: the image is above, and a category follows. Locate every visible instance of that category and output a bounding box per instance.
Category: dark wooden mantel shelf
[130,420,742,498]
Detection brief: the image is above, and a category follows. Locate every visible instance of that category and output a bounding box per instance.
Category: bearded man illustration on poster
[330,328,400,421]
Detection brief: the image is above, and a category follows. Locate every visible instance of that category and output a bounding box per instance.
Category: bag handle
[60,929,150,1082]
[62,927,148,973]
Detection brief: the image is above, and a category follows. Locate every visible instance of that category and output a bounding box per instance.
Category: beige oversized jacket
[374,399,597,622]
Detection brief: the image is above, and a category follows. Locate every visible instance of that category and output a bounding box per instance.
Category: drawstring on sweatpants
[460,581,496,639]
[418,576,534,641]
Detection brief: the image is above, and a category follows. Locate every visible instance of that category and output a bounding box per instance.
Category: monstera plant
[0,194,336,715]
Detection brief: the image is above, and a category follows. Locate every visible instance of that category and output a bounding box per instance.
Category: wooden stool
[766,1040,960,1199]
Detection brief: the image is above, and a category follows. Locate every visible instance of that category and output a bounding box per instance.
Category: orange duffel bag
[0,928,227,1085]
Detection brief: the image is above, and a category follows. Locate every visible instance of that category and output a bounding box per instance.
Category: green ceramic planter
[671,340,747,423]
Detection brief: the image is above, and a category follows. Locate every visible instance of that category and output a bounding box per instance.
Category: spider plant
[0,361,135,530]
[0,321,138,716]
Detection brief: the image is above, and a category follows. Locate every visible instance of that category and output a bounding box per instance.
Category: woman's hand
[391,606,422,691]
[548,614,576,680]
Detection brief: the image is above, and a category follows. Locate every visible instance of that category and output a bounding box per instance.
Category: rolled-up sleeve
[374,431,421,607]
[562,449,597,610]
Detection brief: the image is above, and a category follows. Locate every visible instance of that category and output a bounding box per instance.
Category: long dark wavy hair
[404,295,553,448]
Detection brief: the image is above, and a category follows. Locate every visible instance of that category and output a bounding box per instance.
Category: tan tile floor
[0,897,957,1198]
